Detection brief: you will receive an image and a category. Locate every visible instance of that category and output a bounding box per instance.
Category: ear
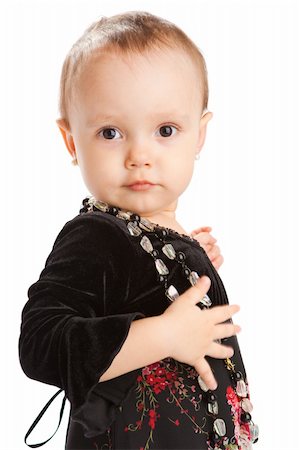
[56,118,77,159]
[196,111,213,155]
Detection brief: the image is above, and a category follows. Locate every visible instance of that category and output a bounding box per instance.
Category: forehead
[70,47,202,124]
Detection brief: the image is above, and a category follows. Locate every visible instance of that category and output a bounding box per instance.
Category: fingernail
[201,276,211,287]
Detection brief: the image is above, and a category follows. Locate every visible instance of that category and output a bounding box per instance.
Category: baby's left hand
[189,226,224,271]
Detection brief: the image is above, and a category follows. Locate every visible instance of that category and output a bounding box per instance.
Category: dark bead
[82,197,89,205]
[158,275,166,283]
[108,206,119,216]
[161,228,168,237]
[177,252,186,261]
[233,371,243,382]
[131,214,140,222]
[209,431,221,443]
[152,249,159,258]
[241,412,252,423]
[92,205,99,212]
[183,267,191,277]
[207,392,217,402]
[79,207,87,214]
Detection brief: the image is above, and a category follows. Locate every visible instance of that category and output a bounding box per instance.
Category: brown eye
[99,128,121,139]
[158,125,177,137]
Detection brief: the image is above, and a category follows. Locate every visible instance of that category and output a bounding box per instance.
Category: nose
[125,140,152,169]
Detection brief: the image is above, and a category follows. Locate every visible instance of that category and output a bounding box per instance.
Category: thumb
[182,275,211,305]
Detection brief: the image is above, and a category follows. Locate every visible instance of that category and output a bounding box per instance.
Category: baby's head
[56,11,213,219]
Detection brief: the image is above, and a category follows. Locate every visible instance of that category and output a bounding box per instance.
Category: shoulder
[48,210,135,263]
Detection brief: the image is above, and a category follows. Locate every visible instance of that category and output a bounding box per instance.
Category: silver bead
[236,379,247,397]
[189,271,199,286]
[155,259,169,275]
[127,222,142,236]
[213,418,226,437]
[140,235,153,253]
[139,217,156,232]
[197,375,209,392]
[166,285,179,302]
[117,210,131,220]
[200,294,212,307]
[162,243,176,260]
[208,401,218,415]
[241,398,253,413]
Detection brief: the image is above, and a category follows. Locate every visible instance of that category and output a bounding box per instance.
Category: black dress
[19,209,257,450]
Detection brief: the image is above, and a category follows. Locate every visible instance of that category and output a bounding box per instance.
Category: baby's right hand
[161,276,241,391]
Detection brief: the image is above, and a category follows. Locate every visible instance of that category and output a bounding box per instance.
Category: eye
[98,127,121,140]
[157,125,178,138]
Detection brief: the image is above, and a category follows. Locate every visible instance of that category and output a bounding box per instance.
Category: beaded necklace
[80,196,259,448]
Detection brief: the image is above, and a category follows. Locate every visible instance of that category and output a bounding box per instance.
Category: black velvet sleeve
[18,212,145,435]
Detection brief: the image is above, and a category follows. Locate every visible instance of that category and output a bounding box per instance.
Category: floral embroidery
[124,358,209,449]
[226,385,253,450]
[121,357,252,450]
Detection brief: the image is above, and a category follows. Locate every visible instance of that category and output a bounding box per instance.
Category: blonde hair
[58,11,209,129]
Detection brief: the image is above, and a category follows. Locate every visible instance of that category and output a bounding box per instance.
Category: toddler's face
[57,48,212,219]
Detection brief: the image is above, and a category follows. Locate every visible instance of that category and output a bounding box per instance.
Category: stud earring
[195,153,200,160]
[71,155,78,166]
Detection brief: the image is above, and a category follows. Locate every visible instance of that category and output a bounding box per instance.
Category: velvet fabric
[19,210,245,448]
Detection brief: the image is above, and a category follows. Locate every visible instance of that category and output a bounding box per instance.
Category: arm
[99,314,170,382]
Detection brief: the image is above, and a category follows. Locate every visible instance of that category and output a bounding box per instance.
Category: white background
[1,0,298,449]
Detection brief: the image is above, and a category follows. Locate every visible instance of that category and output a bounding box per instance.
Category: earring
[195,153,200,160]
[71,155,78,166]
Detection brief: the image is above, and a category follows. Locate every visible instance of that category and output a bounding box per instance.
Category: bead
[233,371,243,381]
[207,392,218,402]
[189,271,199,286]
[236,379,247,397]
[183,267,191,277]
[127,222,142,236]
[177,251,186,261]
[155,259,169,275]
[241,412,252,423]
[131,213,140,222]
[162,243,176,259]
[139,217,156,231]
[209,430,221,443]
[161,228,168,237]
[82,197,89,205]
[93,200,109,212]
[200,294,212,308]
[213,418,226,437]
[241,398,253,413]
[208,401,218,415]
[107,206,119,215]
[117,210,131,220]
[158,275,166,283]
[140,235,153,253]
[166,285,179,302]
[151,249,159,258]
[197,375,209,392]
[249,423,259,442]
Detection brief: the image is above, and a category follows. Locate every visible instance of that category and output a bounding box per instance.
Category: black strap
[24,388,66,448]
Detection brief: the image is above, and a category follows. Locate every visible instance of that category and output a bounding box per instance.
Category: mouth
[126,182,156,191]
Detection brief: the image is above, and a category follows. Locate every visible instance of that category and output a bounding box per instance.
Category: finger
[213,323,241,341]
[195,358,218,391]
[195,232,217,244]
[209,304,240,323]
[191,226,212,234]
[211,255,224,271]
[182,276,211,305]
[206,341,235,359]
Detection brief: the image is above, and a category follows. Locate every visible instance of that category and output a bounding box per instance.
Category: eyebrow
[86,112,190,127]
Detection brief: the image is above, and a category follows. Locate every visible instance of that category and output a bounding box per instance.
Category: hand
[162,276,241,391]
[190,226,224,271]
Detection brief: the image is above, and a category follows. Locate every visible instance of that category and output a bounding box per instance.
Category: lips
[126,180,156,191]
[127,180,154,187]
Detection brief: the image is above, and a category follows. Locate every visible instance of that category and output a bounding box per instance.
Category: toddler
[19,10,259,450]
